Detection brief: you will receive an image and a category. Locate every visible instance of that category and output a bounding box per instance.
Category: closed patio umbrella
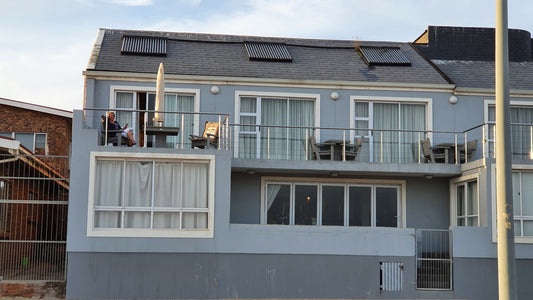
[154,62,165,125]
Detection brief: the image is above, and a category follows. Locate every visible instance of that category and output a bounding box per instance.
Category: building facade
[66,27,533,299]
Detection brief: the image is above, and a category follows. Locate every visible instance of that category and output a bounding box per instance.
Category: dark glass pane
[295,185,317,225]
[349,186,371,226]
[322,186,344,226]
[267,184,290,225]
[376,187,398,227]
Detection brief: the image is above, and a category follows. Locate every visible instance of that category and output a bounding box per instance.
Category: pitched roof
[0,97,73,118]
[87,28,450,86]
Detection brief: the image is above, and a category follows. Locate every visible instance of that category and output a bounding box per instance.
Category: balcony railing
[83,108,533,164]
[83,108,230,150]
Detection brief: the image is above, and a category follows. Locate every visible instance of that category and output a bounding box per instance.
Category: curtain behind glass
[115,92,134,127]
[289,99,314,160]
[510,107,533,160]
[94,160,123,228]
[123,161,152,228]
[262,98,288,159]
[183,163,208,229]
[401,104,425,163]
[239,97,258,158]
[374,103,399,163]
[164,94,194,148]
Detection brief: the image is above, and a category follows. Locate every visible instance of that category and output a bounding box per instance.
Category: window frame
[450,173,480,227]
[1,132,47,152]
[234,91,321,159]
[87,152,215,238]
[491,163,533,243]
[109,85,201,138]
[260,176,405,228]
[349,96,432,163]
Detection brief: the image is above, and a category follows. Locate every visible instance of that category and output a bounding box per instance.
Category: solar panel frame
[358,46,411,66]
[121,36,167,56]
[244,42,292,62]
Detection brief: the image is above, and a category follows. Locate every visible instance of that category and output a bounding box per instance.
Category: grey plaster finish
[432,60,533,90]
[91,29,450,85]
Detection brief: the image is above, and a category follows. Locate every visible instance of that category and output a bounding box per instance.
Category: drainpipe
[495,0,517,299]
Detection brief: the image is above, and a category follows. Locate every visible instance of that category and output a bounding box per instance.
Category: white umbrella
[154,62,165,125]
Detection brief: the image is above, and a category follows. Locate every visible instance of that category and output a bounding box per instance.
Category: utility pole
[495,0,517,299]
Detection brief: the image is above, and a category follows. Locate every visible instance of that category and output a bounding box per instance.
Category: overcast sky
[0,0,531,111]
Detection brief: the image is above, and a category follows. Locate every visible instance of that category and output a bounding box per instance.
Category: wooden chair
[345,137,364,161]
[189,121,220,149]
[308,136,333,160]
[420,138,435,163]
[100,115,128,146]
[460,139,477,163]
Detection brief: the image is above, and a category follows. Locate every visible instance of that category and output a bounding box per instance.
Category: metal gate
[0,154,69,281]
[415,229,452,290]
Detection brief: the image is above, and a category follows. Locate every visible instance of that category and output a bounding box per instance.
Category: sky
[0,0,531,111]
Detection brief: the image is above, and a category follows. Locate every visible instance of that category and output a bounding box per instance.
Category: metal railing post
[342,130,346,161]
[181,114,185,149]
[454,134,458,165]
[218,115,221,150]
[418,133,421,163]
[267,127,270,159]
[464,132,468,163]
[530,126,532,160]
[104,111,109,146]
[305,129,309,160]
[143,112,148,148]
[482,124,486,160]
[380,131,383,163]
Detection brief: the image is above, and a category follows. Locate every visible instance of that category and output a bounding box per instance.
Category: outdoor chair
[344,137,364,161]
[189,121,219,149]
[460,139,477,163]
[420,138,435,163]
[99,115,128,146]
[309,136,333,160]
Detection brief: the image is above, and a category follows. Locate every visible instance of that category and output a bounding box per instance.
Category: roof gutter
[83,70,455,93]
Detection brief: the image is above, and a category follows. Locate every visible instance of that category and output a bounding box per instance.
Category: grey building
[67,26,533,299]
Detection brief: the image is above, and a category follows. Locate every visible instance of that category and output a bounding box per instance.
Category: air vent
[121,36,167,56]
[358,46,410,66]
[244,42,292,62]
[380,262,403,291]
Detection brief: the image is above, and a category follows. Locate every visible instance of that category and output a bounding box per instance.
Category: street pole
[495,0,517,299]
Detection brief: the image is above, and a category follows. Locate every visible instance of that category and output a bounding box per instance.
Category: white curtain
[153,162,181,228]
[182,163,208,229]
[289,99,314,160]
[401,104,426,163]
[374,103,399,163]
[124,161,152,228]
[266,184,282,210]
[164,94,194,148]
[239,97,258,158]
[94,160,123,228]
[261,98,288,159]
[115,92,134,127]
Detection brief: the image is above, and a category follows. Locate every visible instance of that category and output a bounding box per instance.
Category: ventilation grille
[244,42,292,62]
[380,262,403,291]
[358,46,410,66]
[121,36,167,56]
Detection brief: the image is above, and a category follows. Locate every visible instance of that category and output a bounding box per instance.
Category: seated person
[106,112,136,146]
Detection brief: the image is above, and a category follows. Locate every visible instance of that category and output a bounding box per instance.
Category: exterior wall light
[330,91,340,100]
[210,85,220,95]
[449,95,458,104]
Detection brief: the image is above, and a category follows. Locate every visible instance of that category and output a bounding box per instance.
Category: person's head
[107,112,115,121]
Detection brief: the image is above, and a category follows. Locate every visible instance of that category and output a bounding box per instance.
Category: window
[352,97,429,163]
[87,152,215,238]
[488,104,533,160]
[263,178,402,227]
[236,92,319,160]
[1,132,47,152]
[455,180,478,226]
[512,170,533,237]
[110,86,200,148]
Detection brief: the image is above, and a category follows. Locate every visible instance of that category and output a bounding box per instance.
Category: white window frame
[491,163,533,243]
[349,96,432,162]
[87,152,215,238]
[260,176,406,228]
[450,173,479,227]
[109,85,201,137]
[2,132,47,153]
[234,91,321,158]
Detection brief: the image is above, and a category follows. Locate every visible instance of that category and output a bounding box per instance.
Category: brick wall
[0,104,72,157]
[1,281,65,299]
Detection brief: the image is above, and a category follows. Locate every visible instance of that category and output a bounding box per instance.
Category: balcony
[82,108,533,174]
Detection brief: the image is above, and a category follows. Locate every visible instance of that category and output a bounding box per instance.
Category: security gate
[416,229,452,290]
[0,154,69,281]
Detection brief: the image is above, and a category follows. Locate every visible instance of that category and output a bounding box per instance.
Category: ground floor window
[263,177,402,227]
[512,170,533,237]
[455,180,479,226]
[87,152,215,238]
